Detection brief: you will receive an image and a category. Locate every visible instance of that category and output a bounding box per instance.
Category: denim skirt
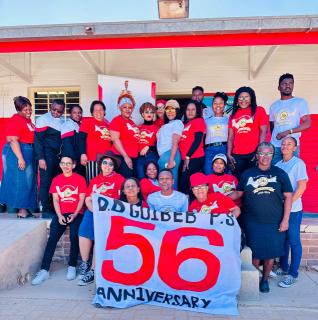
[0,143,37,209]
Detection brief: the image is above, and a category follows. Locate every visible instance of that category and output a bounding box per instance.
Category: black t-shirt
[237,166,293,224]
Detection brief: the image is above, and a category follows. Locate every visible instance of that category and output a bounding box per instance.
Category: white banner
[92,194,241,316]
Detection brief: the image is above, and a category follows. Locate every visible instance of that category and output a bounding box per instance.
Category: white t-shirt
[269,97,310,147]
[147,190,188,212]
[157,120,184,156]
[204,116,229,144]
[275,156,308,212]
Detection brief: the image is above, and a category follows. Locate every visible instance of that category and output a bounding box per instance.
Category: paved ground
[0,263,317,320]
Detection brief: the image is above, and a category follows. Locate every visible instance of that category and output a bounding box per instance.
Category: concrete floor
[0,262,317,320]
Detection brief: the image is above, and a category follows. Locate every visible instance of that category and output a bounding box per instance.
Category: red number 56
[102,216,224,292]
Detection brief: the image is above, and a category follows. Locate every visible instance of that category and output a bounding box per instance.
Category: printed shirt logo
[27,123,35,132]
[56,185,78,202]
[232,116,253,133]
[140,129,154,144]
[181,124,191,139]
[213,181,236,195]
[246,176,277,194]
[276,109,296,126]
[93,182,115,195]
[95,125,110,140]
[199,201,219,214]
[126,123,140,139]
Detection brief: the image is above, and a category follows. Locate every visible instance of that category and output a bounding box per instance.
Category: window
[29,87,80,121]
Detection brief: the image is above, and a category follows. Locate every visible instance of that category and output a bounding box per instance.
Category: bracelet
[289,129,293,134]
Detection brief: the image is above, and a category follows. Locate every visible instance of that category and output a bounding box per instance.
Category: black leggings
[41,214,83,271]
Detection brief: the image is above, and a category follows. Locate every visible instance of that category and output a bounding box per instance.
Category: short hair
[232,86,257,117]
[120,178,143,203]
[192,86,204,93]
[282,136,298,147]
[139,102,156,115]
[256,142,275,154]
[184,100,202,124]
[158,168,173,178]
[279,73,294,85]
[213,92,228,104]
[143,161,159,178]
[51,99,65,107]
[90,100,106,115]
[13,96,31,112]
[69,105,83,113]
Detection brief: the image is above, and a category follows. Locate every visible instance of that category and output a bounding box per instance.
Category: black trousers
[179,157,205,195]
[39,154,60,213]
[117,156,138,178]
[41,214,83,271]
[232,152,256,180]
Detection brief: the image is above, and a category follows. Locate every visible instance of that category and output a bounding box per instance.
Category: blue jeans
[272,146,300,165]
[204,144,227,175]
[136,151,159,180]
[280,210,303,278]
[158,149,181,189]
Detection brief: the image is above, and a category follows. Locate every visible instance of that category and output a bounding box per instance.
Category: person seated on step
[31,156,86,285]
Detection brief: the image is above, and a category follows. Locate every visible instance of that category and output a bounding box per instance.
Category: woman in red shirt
[179,100,206,194]
[189,173,240,218]
[110,93,140,178]
[79,100,111,182]
[136,102,159,179]
[227,87,268,179]
[140,161,161,201]
[77,151,124,286]
[154,99,166,128]
[0,96,37,217]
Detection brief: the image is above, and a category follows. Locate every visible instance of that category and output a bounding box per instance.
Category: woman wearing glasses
[136,102,159,179]
[77,151,124,286]
[154,99,166,128]
[230,142,293,293]
[227,87,268,179]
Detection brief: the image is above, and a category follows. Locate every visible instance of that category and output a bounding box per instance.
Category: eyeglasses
[60,162,73,166]
[192,185,208,191]
[258,152,274,157]
[102,160,114,166]
[238,96,250,102]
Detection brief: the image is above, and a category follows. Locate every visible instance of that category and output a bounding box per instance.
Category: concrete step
[0,218,47,289]
[240,246,252,264]
[239,262,260,301]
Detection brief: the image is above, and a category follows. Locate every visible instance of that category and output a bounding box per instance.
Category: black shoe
[42,212,55,219]
[0,203,6,213]
[259,278,270,293]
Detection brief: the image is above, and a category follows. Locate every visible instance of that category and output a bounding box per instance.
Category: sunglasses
[102,160,114,166]
[258,152,274,157]
[192,185,208,191]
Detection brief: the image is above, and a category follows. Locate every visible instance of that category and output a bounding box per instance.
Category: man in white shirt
[269,73,311,164]
[147,169,188,212]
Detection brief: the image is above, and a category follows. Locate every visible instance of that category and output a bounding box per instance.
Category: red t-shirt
[110,115,140,158]
[179,118,206,160]
[140,178,161,201]
[138,124,159,152]
[86,172,125,199]
[189,193,236,214]
[49,173,87,214]
[79,117,111,161]
[228,106,269,154]
[154,118,164,128]
[5,114,35,143]
[207,173,238,195]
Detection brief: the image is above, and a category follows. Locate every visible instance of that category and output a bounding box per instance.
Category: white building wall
[0,45,317,118]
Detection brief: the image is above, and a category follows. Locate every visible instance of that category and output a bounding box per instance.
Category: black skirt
[244,219,286,260]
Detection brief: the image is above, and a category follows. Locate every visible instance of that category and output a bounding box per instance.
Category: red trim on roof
[1,32,318,53]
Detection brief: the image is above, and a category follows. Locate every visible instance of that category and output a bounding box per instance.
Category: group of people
[0,73,311,293]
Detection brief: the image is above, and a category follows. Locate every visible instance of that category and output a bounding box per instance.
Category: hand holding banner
[93,194,241,315]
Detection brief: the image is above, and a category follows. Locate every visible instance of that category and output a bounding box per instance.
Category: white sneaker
[274,267,288,276]
[31,269,49,285]
[66,266,77,281]
[278,275,297,288]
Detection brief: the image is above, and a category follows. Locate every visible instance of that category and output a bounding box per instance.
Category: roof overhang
[1,15,318,53]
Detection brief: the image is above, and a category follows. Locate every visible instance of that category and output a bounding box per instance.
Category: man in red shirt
[189,172,240,218]
[31,156,86,285]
